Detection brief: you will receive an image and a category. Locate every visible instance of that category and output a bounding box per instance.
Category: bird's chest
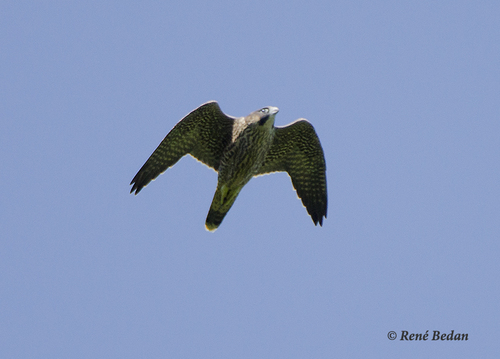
[219,129,274,185]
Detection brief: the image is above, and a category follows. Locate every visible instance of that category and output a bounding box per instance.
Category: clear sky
[1,1,499,358]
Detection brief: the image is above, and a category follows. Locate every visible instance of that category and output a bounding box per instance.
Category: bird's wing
[130,101,234,194]
[257,119,327,225]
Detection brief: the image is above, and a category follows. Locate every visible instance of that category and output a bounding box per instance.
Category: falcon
[130,101,327,231]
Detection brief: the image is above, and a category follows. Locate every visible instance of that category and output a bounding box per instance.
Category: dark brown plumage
[130,101,327,230]
[257,120,327,226]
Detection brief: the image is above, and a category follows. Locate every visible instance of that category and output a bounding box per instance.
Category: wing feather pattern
[130,101,234,194]
[257,120,327,225]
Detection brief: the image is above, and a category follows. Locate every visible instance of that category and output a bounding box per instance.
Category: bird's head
[249,106,279,128]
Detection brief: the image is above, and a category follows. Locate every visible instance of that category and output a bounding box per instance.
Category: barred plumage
[130,101,327,231]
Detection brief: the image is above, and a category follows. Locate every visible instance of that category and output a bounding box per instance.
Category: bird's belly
[218,148,267,189]
[217,128,273,189]
[221,158,262,189]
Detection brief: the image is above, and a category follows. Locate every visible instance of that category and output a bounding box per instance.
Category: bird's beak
[269,106,279,115]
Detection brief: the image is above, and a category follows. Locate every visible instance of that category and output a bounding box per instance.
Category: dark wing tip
[129,182,141,195]
[309,204,327,226]
[129,179,142,195]
[129,171,149,195]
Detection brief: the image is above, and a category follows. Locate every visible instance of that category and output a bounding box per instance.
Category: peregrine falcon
[130,101,327,231]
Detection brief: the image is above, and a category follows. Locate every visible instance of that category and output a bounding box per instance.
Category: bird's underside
[130,101,327,231]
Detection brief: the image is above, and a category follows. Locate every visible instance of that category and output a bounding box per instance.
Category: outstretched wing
[130,101,234,194]
[257,119,327,225]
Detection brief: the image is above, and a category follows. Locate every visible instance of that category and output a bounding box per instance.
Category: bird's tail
[205,185,241,232]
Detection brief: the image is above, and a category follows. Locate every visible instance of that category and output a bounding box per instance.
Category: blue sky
[1,1,499,357]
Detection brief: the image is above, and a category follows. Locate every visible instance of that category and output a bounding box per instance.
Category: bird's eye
[260,108,269,114]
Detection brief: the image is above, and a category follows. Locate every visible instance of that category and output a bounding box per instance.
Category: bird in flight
[130,101,327,231]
